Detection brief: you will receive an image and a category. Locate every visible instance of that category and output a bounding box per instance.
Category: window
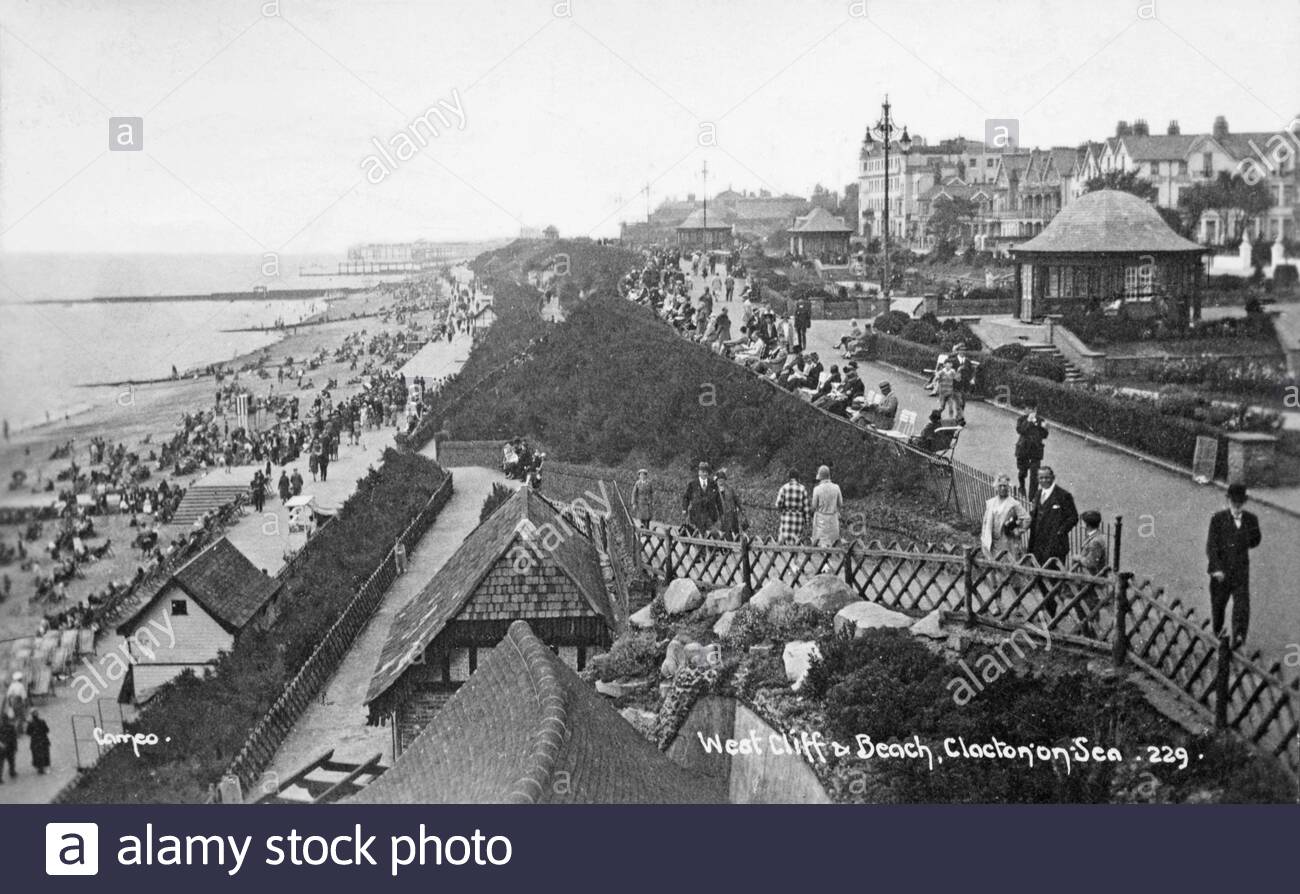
[170,599,188,616]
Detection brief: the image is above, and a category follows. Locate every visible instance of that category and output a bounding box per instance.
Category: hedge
[867,331,1233,478]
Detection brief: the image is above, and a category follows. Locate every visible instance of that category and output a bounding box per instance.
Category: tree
[926,195,978,244]
[839,182,859,228]
[1178,172,1273,243]
[1083,170,1158,203]
[811,183,837,211]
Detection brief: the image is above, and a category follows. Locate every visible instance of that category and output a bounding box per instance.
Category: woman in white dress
[809,465,843,547]
[980,474,1030,613]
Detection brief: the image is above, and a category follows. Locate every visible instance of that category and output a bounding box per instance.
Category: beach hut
[285,494,316,533]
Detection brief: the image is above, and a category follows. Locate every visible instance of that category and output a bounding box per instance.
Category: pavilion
[676,209,735,250]
[1010,189,1207,323]
[788,207,855,258]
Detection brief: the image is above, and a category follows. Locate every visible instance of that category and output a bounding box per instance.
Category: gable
[458,553,600,622]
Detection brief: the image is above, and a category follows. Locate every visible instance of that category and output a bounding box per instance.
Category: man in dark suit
[794,298,812,351]
[1206,483,1262,648]
[681,461,720,535]
[1027,466,1078,617]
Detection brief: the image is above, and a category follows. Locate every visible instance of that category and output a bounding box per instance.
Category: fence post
[1112,515,1123,573]
[841,540,854,587]
[1214,635,1231,729]
[1112,571,1132,668]
[964,547,978,626]
[740,534,753,594]
[664,528,677,584]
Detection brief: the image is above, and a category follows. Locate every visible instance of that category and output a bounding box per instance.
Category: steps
[169,484,247,527]
[1026,344,1086,384]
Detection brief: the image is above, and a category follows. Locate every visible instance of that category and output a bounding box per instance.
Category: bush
[587,630,662,681]
[1274,264,1297,290]
[900,320,937,344]
[873,310,911,335]
[991,343,1030,363]
[1016,352,1067,382]
[479,482,514,524]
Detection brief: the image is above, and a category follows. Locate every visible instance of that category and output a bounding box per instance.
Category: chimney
[687,193,696,202]
[1167,119,1180,135]
[1133,118,1149,137]
[1115,120,1131,137]
[1213,116,1229,139]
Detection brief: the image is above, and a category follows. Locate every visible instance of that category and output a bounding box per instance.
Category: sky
[1,0,1297,253]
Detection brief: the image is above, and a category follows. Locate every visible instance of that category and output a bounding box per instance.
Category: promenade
[671,260,1296,668]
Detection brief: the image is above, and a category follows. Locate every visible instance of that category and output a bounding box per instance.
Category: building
[116,537,282,702]
[676,209,735,250]
[351,621,724,804]
[364,486,618,753]
[788,207,855,258]
[1099,116,1300,244]
[1010,189,1206,322]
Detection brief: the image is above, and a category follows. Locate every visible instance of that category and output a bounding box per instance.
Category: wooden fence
[219,473,455,797]
[637,525,1299,780]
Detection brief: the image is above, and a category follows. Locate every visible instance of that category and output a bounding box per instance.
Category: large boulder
[794,574,858,614]
[783,641,821,691]
[834,602,913,638]
[750,580,795,612]
[703,585,747,616]
[910,608,945,639]
[660,638,688,676]
[713,610,738,638]
[662,579,704,615]
[629,604,656,629]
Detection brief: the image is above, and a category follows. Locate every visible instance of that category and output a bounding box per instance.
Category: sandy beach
[0,283,452,641]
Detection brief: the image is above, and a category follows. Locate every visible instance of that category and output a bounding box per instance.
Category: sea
[0,252,413,432]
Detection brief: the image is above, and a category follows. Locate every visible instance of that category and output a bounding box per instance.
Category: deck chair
[28,665,52,703]
[926,426,963,509]
[879,409,917,441]
[77,628,95,656]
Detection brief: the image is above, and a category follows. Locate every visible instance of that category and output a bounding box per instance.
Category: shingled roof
[789,207,854,234]
[677,209,734,230]
[118,537,280,636]
[351,621,726,803]
[365,486,614,707]
[1013,189,1205,254]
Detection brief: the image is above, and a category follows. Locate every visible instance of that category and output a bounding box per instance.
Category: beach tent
[286,494,315,533]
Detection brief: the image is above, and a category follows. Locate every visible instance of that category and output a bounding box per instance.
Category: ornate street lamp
[862,95,911,302]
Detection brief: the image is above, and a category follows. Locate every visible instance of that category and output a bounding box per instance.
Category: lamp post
[862,96,912,303]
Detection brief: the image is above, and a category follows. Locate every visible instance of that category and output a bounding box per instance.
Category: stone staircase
[169,484,247,527]
[1026,344,1086,383]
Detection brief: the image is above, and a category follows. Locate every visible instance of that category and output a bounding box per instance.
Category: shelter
[116,537,281,702]
[1010,189,1206,322]
[788,207,855,258]
[351,621,724,803]
[364,486,617,752]
[676,209,735,250]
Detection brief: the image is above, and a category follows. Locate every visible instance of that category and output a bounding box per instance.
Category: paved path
[0,309,477,803]
[804,319,1300,668]
[257,462,507,798]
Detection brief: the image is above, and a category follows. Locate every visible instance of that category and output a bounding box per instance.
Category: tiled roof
[1120,134,1198,161]
[1211,132,1281,162]
[118,537,280,635]
[1014,189,1204,254]
[790,206,854,233]
[351,621,726,804]
[365,486,614,706]
[677,209,735,230]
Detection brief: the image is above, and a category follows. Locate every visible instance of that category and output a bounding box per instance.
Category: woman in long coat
[28,710,50,774]
[715,470,744,537]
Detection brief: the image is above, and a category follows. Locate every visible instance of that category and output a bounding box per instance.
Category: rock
[834,602,913,638]
[683,642,706,668]
[662,579,704,615]
[750,580,795,612]
[661,638,687,676]
[703,585,747,616]
[620,707,658,736]
[793,574,858,614]
[713,610,737,638]
[629,604,656,629]
[595,679,625,697]
[783,641,821,691]
[910,608,945,639]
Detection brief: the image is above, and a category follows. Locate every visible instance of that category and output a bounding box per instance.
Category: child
[631,470,654,528]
